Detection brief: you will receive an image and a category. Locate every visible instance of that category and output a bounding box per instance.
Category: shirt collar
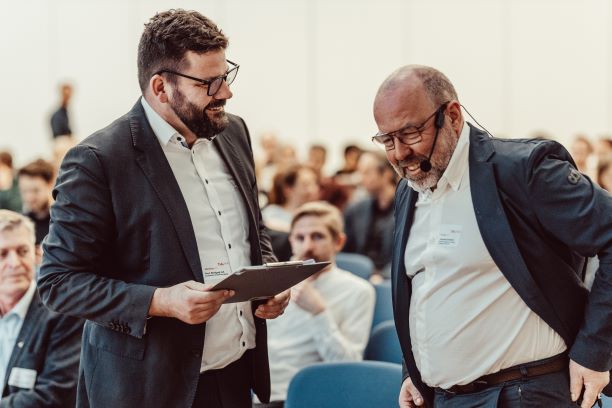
[140,97,187,148]
[438,121,470,192]
[5,281,36,321]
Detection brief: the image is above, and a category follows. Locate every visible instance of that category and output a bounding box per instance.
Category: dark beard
[171,90,229,140]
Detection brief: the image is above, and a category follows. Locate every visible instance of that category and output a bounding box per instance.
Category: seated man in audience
[254,201,375,408]
[0,210,82,407]
[17,159,55,246]
[0,152,22,213]
[343,151,397,277]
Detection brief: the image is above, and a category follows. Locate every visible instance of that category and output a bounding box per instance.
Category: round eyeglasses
[155,60,239,97]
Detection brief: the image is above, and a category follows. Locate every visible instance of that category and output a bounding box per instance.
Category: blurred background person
[0,210,82,407]
[255,201,375,408]
[569,134,595,178]
[307,144,327,177]
[17,159,55,247]
[597,153,612,191]
[343,151,397,278]
[263,164,320,232]
[333,144,364,202]
[0,152,22,212]
[49,83,73,139]
[256,132,280,195]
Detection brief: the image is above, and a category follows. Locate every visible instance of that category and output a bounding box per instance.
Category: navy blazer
[1,291,82,407]
[391,125,612,407]
[38,101,276,407]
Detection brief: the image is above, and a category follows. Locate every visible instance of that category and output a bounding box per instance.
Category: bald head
[376,65,458,108]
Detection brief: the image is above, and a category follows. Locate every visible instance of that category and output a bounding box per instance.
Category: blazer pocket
[88,322,146,361]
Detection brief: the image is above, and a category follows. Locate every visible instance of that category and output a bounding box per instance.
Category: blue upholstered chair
[335,252,374,280]
[364,320,402,364]
[372,280,393,330]
[284,361,402,408]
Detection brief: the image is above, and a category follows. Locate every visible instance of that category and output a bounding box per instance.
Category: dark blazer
[391,125,612,407]
[38,100,276,408]
[1,291,82,407]
[343,197,394,269]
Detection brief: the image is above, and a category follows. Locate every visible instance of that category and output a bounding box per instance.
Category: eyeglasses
[372,102,449,151]
[155,60,239,97]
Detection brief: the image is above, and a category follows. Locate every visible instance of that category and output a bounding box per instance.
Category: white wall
[1,0,611,172]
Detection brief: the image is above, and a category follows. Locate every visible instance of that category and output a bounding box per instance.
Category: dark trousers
[252,401,284,408]
[192,350,253,408]
[434,370,576,407]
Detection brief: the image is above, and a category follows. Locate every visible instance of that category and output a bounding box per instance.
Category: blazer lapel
[129,101,204,282]
[3,293,45,394]
[468,127,547,315]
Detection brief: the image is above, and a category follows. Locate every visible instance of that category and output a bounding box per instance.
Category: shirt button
[205,179,209,184]
[218,211,222,216]
[228,243,232,249]
[242,341,246,347]
[239,310,243,316]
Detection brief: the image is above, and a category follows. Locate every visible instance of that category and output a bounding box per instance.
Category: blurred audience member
[51,135,77,174]
[333,144,365,203]
[595,136,612,161]
[256,132,280,193]
[255,202,375,407]
[0,152,22,212]
[17,159,55,246]
[307,144,327,177]
[569,135,594,176]
[50,83,73,138]
[0,210,82,407]
[263,164,320,232]
[597,153,612,191]
[343,151,397,276]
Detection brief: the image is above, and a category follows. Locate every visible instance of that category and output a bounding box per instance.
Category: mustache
[205,100,226,110]
[397,156,426,167]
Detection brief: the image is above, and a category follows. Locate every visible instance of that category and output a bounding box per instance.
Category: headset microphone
[419,103,447,173]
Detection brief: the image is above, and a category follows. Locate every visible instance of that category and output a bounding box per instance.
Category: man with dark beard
[37,10,289,408]
[373,65,611,408]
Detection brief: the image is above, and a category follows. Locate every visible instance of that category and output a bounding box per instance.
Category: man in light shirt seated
[254,201,376,408]
[0,210,82,407]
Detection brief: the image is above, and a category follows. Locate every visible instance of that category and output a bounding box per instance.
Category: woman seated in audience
[262,164,320,232]
[597,153,612,191]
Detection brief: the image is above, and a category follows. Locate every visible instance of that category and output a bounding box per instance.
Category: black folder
[210,260,330,303]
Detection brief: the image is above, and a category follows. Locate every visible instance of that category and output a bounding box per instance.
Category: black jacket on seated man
[1,291,82,407]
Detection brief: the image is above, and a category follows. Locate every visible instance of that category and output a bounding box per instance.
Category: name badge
[8,367,37,389]
[203,261,231,284]
[437,224,462,247]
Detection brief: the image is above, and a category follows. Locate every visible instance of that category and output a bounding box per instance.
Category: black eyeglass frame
[372,101,450,151]
[154,60,239,96]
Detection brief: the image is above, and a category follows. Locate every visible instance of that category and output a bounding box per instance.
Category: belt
[438,354,568,395]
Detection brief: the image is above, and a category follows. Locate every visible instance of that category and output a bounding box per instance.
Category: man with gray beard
[372,65,611,408]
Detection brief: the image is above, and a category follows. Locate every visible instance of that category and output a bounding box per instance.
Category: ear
[149,74,169,103]
[447,101,463,133]
[334,232,347,253]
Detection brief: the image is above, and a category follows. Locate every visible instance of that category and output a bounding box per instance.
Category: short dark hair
[0,151,13,168]
[268,164,318,206]
[18,159,55,184]
[137,9,229,92]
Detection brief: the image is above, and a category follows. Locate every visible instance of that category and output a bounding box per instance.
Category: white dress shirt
[141,98,256,371]
[260,266,375,401]
[0,282,36,394]
[404,123,566,389]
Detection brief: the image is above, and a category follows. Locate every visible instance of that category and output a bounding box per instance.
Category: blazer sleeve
[526,142,612,371]
[38,144,156,339]
[1,314,82,408]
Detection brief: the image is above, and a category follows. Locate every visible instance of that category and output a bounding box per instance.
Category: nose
[5,250,20,267]
[302,236,315,252]
[214,79,233,100]
[393,139,413,162]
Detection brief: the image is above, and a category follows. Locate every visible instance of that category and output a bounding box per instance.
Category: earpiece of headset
[434,102,449,129]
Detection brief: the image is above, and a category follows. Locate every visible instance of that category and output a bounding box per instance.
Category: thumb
[184,280,210,291]
[569,363,584,402]
[407,380,424,406]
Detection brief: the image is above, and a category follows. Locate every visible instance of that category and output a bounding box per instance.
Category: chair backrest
[602,395,612,408]
[284,361,402,408]
[335,252,374,280]
[372,280,393,329]
[364,320,402,364]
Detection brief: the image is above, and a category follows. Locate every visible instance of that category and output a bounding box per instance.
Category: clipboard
[210,260,330,303]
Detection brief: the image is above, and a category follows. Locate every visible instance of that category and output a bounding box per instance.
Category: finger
[580,385,599,408]
[189,289,234,303]
[406,382,423,406]
[184,280,209,291]
[569,364,584,402]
